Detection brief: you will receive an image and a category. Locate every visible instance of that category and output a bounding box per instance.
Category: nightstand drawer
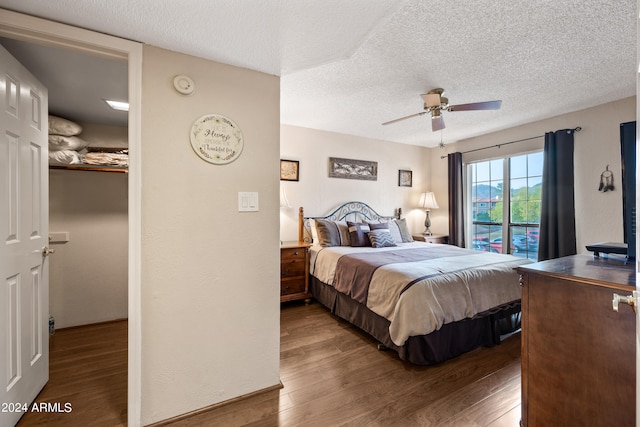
[281,259,306,278]
[280,241,311,304]
[281,247,306,261]
[281,278,306,296]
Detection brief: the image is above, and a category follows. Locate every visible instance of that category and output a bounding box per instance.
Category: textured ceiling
[0,0,635,147]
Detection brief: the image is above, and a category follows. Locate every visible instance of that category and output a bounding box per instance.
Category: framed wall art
[280,159,299,181]
[398,170,413,187]
[328,157,377,181]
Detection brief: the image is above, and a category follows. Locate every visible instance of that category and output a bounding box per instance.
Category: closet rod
[439,126,581,159]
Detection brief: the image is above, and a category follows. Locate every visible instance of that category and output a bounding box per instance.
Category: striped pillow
[314,219,351,246]
[368,229,397,248]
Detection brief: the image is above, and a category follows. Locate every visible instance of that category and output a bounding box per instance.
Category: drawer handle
[294,251,299,256]
[281,268,289,276]
[612,292,637,313]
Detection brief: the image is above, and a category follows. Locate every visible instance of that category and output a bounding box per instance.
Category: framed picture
[398,170,412,187]
[328,157,378,181]
[280,159,299,181]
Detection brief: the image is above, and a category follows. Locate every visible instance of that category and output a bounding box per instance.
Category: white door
[0,44,49,427]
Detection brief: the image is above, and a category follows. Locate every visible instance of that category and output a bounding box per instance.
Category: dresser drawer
[281,278,306,296]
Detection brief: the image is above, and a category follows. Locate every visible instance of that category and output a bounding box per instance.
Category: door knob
[612,292,636,313]
[41,246,55,257]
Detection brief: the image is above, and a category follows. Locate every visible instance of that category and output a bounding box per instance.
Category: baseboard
[148,381,284,426]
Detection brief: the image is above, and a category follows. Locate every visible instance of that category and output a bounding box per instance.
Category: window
[468,152,542,260]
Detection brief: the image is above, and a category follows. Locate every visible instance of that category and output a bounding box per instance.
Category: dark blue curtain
[538,129,577,261]
[448,152,465,247]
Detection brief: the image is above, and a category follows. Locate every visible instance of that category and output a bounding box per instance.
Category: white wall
[140,45,281,424]
[48,123,128,329]
[280,125,432,241]
[429,96,636,252]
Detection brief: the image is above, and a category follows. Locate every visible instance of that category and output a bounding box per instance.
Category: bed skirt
[310,276,521,365]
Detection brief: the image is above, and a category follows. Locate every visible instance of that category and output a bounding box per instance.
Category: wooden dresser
[280,241,311,303]
[516,254,636,427]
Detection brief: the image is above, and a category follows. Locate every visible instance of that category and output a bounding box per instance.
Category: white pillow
[48,150,81,165]
[310,219,319,244]
[49,135,88,151]
[48,115,82,136]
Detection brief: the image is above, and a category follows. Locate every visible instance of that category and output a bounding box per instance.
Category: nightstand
[280,241,312,303]
[413,234,448,244]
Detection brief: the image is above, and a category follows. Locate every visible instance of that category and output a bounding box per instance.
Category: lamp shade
[418,192,439,209]
[280,186,290,208]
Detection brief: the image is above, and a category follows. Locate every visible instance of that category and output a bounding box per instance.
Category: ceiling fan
[382,88,502,132]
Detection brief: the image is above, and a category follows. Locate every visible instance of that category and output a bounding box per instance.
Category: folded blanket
[83,152,128,167]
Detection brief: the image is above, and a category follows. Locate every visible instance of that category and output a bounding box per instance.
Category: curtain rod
[439,126,582,159]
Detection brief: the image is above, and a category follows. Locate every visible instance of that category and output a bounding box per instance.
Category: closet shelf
[49,164,128,173]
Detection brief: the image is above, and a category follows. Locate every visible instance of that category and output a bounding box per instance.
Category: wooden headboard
[298,201,397,243]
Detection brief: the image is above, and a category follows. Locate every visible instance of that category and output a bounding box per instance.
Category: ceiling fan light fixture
[424,93,441,107]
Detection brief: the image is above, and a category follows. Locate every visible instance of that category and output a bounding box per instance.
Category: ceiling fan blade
[382,112,426,126]
[431,115,445,131]
[421,93,441,107]
[448,100,502,111]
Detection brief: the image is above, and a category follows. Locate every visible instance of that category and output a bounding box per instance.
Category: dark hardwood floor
[164,302,522,426]
[17,320,127,427]
[16,303,522,426]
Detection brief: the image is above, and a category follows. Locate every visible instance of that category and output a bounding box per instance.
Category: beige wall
[49,166,128,328]
[280,125,432,240]
[283,97,635,252]
[429,96,636,251]
[140,46,281,424]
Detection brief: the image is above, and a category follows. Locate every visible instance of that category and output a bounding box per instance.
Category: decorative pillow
[347,221,371,247]
[48,135,88,151]
[369,222,390,231]
[394,218,414,242]
[368,229,397,248]
[314,219,350,246]
[369,220,411,243]
[48,115,82,136]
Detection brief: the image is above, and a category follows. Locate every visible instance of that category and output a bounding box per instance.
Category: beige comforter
[310,242,531,346]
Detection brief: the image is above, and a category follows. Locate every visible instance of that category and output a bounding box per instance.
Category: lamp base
[423,210,432,236]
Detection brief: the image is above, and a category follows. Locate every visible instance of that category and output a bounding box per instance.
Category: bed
[298,201,532,365]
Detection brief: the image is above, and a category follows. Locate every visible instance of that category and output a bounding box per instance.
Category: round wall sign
[189,114,244,164]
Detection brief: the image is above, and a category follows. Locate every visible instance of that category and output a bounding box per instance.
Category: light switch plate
[49,232,69,243]
[238,192,259,212]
